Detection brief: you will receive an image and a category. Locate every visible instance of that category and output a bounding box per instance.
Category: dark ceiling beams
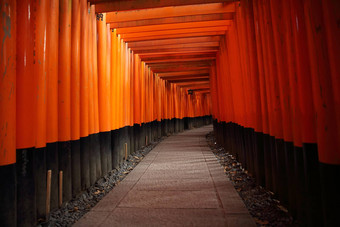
[92,0,234,13]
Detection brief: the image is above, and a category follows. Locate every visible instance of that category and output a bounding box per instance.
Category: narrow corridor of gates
[74,126,255,227]
[0,0,339,226]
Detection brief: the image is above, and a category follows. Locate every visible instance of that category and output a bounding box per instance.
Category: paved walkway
[74,125,255,227]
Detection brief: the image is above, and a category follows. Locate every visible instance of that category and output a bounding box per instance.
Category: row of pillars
[212,0,339,226]
[1,116,212,226]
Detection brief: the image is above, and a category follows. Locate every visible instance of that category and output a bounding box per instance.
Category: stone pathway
[74,125,255,227]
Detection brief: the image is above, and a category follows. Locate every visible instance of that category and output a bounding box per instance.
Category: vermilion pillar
[129,51,134,125]
[16,1,36,224]
[290,0,316,145]
[111,29,118,129]
[236,3,253,129]
[253,0,274,193]
[59,0,73,205]
[270,0,293,143]
[253,0,269,135]
[34,0,49,220]
[0,0,16,225]
[80,0,90,189]
[46,0,59,212]
[34,0,48,149]
[321,0,340,142]
[97,13,110,133]
[71,0,81,196]
[46,0,59,145]
[16,0,35,150]
[71,0,80,142]
[304,0,340,225]
[88,8,95,138]
[88,3,97,184]
[304,0,339,165]
[91,5,99,137]
[59,0,72,142]
[80,0,89,139]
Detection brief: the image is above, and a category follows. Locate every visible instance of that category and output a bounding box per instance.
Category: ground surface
[74,125,255,227]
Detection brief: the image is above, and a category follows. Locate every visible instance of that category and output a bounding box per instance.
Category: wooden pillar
[71,0,81,196]
[16,0,36,225]
[0,0,16,225]
[304,0,340,225]
[34,0,50,220]
[87,3,96,185]
[80,0,90,189]
[58,0,73,206]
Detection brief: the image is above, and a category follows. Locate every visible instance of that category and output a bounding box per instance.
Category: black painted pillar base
[146,123,149,144]
[71,140,81,197]
[168,119,173,135]
[235,125,245,168]
[269,136,278,196]
[100,131,111,176]
[187,118,191,130]
[275,139,288,206]
[294,146,308,226]
[184,117,189,130]
[141,123,146,147]
[134,124,141,151]
[129,126,137,154]
[149,122,154,142]
[153,121,158,141]
[93,133,102,179]
[254,132,265,186]
[112,130,119,169]
[117,128,123,164]
[0,164,16,226]
[46,143,59,210]
[180,119,185,132]
[130,126,135,158]
[284,141,297,218]
[144,123,148,145]
[147,123,152,144]
[244,128,255,177]
[34,147,47,221]
[58,141,72,204]
[263,134,273,191]
[319,162,340,227]
[222,122,229,152]
[157,121,162,138]
[121,126,130,159]
[166,119,170,135]
[178,119,181,132]
[80,137,90,190]
[130,126,134,155]
[303,143,323,227]
[231,123,238,157]
[175,118,180,133]
[16,148,36,226]
[161,120,166,136]
[89,134,97,185]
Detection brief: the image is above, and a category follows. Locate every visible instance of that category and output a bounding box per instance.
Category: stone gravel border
[39,138,163,227]
[206,132,298,227]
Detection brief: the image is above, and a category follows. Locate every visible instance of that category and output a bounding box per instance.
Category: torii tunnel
[0,0,339,226]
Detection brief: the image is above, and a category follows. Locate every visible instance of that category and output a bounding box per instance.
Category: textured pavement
[74,125,256,227]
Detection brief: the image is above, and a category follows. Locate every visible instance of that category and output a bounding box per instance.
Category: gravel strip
[40,138,163,227]
[206,131,298,227]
